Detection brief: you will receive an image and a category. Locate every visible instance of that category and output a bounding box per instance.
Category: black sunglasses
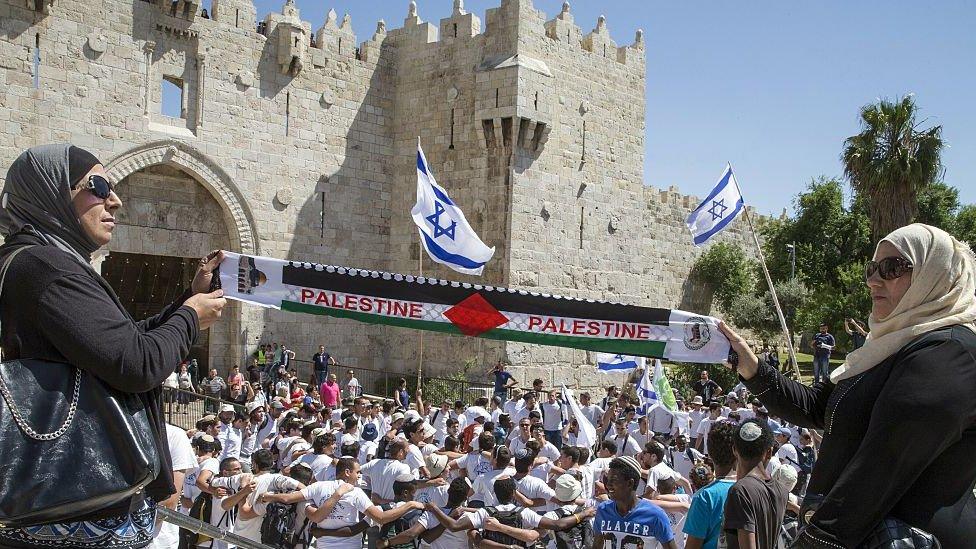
[865,257,913,281]
[72,174,115,200]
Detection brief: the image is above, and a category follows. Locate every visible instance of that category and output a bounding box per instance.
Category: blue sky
[229,1,976,215]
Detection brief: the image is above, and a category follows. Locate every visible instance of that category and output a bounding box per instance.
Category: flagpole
[742,206,802,379]
[418,231,424,388]
[416,136,425,391]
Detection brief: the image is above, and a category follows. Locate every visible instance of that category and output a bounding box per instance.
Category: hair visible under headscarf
[0,144,102,263]
[830,223,976,382]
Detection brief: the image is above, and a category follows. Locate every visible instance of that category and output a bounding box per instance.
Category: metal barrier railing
[161,386,245,430]
[158,507,273,549]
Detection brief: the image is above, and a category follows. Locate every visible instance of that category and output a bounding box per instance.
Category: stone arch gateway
[103,140,260,256]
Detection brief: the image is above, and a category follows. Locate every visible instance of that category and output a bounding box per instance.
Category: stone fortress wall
[0,0,759,388]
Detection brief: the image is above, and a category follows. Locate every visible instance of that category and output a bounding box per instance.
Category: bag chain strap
[0,367,82,441]
[0,245,83,441]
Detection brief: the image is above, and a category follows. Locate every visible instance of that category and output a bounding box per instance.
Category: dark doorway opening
[101,251,210,374]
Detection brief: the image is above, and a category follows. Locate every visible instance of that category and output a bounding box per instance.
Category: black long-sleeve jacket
[0,229,199,521]
[743,325,976,548]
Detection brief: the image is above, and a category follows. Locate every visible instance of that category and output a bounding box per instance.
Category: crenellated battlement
[153,0,644,77]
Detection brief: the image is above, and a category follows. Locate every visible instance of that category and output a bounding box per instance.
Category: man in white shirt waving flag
[685,163,744,246]
[411,140,495,275]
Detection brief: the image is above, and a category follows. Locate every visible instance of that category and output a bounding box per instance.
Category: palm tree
[842,95,944,241]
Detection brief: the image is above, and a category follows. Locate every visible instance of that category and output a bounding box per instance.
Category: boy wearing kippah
[721,419,789,549]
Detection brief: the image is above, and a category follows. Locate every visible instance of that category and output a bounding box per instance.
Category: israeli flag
[411,141,495,275]
[686,163,745,246]
[595,353,645,373]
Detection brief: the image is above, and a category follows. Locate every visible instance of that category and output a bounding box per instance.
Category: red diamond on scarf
[443,293,508,337]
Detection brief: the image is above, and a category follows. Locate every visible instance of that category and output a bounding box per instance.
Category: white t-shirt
[646,462,681,495]
[471,467,516,506]
[688,409,707,437]
[346,377,361,396]
[207,474,244,547]
[300,481,374,549]
[589,457,612,494]
[628,427,654,449]
[295,453,334,481]
[415,483,450,508]
[515,473,556,513]
[468,503,542,530]
[255,416,277,450]
[613,434,642,457]
[696,416,725,454]
[578,464,595,500]
[530,460,554,482]
[648,406,676,435]
[360,458,411,501]
[429,408,450,442]
[417,509,474,549]
[504,399,523,419]
[405,443,426,475]
[669,447,705,480]
[148,424,196,549]
[233,473,302,541]
[359,440,379,464]
[217,422,242,461]
[537,441,560,462]
[183,456,219,507]
[541,401,563,431]
[581,404,604,429]
[456,451,493,481]
[776,443,800,474]
[660,493,691,549]
[508,436,530,455]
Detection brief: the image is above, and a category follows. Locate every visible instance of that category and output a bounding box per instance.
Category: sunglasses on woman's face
[864,257,913,281]
[72,174,115,200]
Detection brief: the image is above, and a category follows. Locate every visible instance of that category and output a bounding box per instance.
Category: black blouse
[743,325,976,548]
[0,230,199,521]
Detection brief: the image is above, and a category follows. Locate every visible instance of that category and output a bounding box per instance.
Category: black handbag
[0,245,160,528]
[793,495,940,548]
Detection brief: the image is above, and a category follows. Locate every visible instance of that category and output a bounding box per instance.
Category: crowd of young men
[154,362,817,549]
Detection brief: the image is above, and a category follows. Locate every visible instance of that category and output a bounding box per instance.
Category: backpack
[178,492,213,549]
[460,423,479,452]
[379,502,424,549]
[482,506,526,547]
[261,502,301,549]
[552,505,594,549]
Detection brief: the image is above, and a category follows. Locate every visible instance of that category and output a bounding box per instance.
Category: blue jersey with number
[595,498,674,548]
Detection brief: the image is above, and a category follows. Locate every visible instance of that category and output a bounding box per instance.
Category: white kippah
[739,422,763,442]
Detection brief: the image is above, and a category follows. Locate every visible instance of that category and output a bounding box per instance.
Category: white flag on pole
[562,385,597,449]
[686,163,745,246]
[411,141,495,275]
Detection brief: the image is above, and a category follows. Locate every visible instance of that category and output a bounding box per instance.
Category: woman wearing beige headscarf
[720,224,976,548]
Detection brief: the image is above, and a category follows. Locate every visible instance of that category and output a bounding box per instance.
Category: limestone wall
[0,0,759,387]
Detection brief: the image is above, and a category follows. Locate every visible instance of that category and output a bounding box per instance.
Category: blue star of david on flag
[425,201,457,240]
[708,198,728,221]
[411,140,495,275]
[686,163,745,246]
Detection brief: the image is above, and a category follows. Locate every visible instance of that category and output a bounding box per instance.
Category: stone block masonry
[0,0,759,389]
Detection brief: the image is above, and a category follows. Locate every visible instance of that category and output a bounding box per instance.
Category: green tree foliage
[667,362,739,403]
[915,181,960,232]
[759,178,872,350]
[842,95,944,241]
[691,242,754,312]
[955,205,976,246]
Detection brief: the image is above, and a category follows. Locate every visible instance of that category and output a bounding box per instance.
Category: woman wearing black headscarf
[0,144,227,548]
